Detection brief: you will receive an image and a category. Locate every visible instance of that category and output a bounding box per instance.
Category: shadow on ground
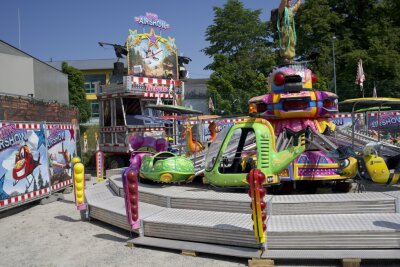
[54,215,82,222]
[93,233,128,243]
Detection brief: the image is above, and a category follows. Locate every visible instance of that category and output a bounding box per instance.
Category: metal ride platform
[84,168,400,260]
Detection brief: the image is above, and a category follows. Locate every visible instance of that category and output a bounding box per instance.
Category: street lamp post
[332,35,337,95]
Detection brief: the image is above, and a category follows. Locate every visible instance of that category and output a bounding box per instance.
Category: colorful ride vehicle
[334,143,400,185]
[334,98,400,185]
[128,133,195,183]
[128,135,168,172]
[248,62,354,185]
[204,118,305,187]
[140,151,195,183]
[249,63,338,121]
[251,90,338,120]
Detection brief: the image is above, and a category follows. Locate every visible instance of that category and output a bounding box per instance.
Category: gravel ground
[0,189,248,267]
[1,178,399,267]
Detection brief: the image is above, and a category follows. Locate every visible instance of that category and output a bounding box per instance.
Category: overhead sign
[367,112,400,131]
[126,13,178,80]
[134,12,170,30]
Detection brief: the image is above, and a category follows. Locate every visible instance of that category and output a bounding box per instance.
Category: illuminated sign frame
[126,13,178,79]
[134,12,170,30]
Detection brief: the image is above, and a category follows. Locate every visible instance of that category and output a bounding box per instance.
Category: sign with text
[331,113,364,131]
[134,12,170,30]
[126,13,178,79]
[0,123,50,207]
[47,124,76,187]
[366,112,400,131]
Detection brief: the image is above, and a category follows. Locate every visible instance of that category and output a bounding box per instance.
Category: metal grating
[128,236,400,259]
[90,206,132,231]
[86,176,400,253]
[143,208,258,248]
[105,168,124,178]
[108,176,396,215]
[271,200,395,215]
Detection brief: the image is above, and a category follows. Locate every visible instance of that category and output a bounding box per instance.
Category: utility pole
[18,8,21,49]
[332,35,337,95]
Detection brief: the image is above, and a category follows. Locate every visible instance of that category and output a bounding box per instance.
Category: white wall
[0,53,34,96]
[33,61,68,104]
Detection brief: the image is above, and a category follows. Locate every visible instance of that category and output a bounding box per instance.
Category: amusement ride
[74,3,400,262]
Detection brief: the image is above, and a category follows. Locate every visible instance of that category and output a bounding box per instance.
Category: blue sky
[1,0,278,78]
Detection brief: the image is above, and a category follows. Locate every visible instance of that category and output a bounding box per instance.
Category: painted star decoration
[168,36,176,49]
[129,29,137,40]
[0,174,9,200]
[147,28,160,49]
[35,125,46,149]
[69,128,75,141]
[133,37,141,46]
[128,29,141,46]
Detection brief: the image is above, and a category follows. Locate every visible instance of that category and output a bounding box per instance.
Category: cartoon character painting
[49,143,71,170]
[47,126,76,186]
[0,124,51,203]
[127,14,178,79]
[12,145,41,189]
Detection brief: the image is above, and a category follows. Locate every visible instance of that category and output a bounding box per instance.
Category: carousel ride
[78,5,400,262]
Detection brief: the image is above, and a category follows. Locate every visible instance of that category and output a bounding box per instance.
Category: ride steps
[84,169,400,257]
[108,175,396,215]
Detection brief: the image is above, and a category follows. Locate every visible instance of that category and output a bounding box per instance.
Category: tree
[38,169,44,189]
[295,0,400,99]
[203,0,276,114]
[62,62,91,123]
[33,177,37,192]
[295,0,342,91]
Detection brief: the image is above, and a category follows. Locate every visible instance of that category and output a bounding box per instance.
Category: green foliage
[79,124,99,151]
[203,0,276,115]
[79,124,99,169]
[61,62,91,123]
[295,0,341,90]
[82,152,96,169]
[296,0,400,99]
[204,0,400,109]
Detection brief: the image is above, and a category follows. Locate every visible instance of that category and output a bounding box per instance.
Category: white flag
[209,97,215,112]
[355,59,365,90]
[372,83,377,98]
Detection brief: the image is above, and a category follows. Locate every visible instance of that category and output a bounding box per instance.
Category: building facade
[48,59,128,123]
[0,40,69,105]
[48,59,209,122]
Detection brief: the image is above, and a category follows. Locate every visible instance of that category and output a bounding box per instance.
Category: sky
[0,0,278,79]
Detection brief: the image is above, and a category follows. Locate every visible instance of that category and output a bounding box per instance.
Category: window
[219,128,243,173]
[84,82,96,93]
[84,74,106,93]
[205,126,231,171]
[91,101,99,118]
[205,127,257,174]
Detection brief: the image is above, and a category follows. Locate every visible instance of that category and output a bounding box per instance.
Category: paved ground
[0,189,249,267]
[1,177,399,267]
